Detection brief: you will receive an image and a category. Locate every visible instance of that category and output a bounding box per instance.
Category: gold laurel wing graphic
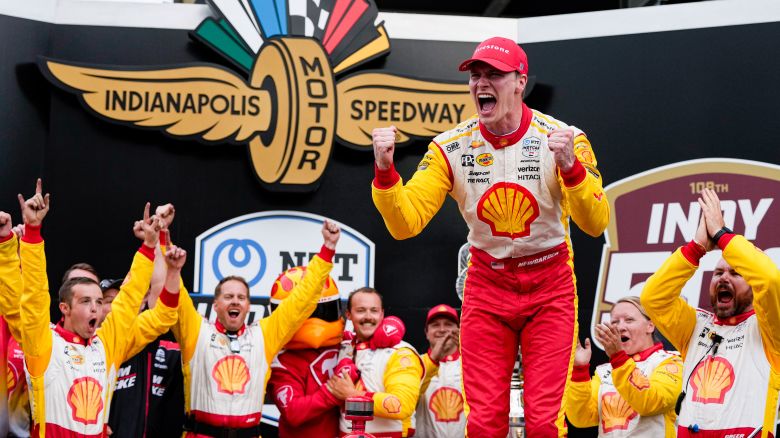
[335,73,476,149]
[40,59,271,142]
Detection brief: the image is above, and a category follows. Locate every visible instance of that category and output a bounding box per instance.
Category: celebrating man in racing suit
[641,188,780,437]
[174,220,340,438]
[1,181,183,437]
[371,36,609,436]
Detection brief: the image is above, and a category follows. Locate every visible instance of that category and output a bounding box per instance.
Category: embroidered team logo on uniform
[429,387,463,422]
[6,363,17,393]
[383,395,401,414]
[275,385,294,408]
[67,377,104,425]
[600,391,637,433]
[476,153,494,167]
[690,356,735,404]
[309,349,339,386]
[628,368,650,390]
[476,182,540,239]
[212,355,251,394]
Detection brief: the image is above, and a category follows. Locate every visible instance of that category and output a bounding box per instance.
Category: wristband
[710,226,733,243]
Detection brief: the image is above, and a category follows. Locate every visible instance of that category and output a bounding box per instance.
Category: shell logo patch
[628,368,650,390]
[212,355,251,395]
[67,377,104,425]
[476,182,540,239]
[470,140,485,149]
[383,395,401,414]
[690,356,735,404]
[6,364,17,393]
[476,153,494,167]
[429,387,464,422]
[600,391,637,433]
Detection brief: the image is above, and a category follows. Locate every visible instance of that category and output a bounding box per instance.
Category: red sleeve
[269,356,340,427]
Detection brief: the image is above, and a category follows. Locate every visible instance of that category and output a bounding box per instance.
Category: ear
[646,320,655,335]
[59,302,70,317]
[516,73,528,95]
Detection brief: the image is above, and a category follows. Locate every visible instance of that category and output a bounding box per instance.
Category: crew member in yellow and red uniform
[268,265,344,438]
[174,220,340,438]
[336,288,423,438]
[371,36,609,437]
[641,188,780,437]
[566,296,682,436]
[8,181,183,437]
[417,304,464,438]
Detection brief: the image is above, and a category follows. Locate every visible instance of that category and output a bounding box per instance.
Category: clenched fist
[547,128,576,173]
[372,126,398,171]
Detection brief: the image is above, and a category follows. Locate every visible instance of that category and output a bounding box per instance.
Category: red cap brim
[458,57,517,73]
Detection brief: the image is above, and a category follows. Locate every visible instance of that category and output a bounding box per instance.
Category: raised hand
[694,214,715,252]
[372,126,397,171]
[430,332,459,362]
[573,337,592,367]
[164,245,187,271]
[0,212,12,238]
[698,188,726,238]
[11,224,24,238]
[322,220,341,250]
[547,129,576,173]
[326,371,360,401]
[155,203,176,229]
[17,178,51,226]
[139,203,162,248]
[594,323,623,358]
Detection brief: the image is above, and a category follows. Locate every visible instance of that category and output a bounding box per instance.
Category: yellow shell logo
[212,355,251,395]
[628,368,650,390]
[600,391,637,433]
[6,364,16,393]
[429,387,464,422]
[382,395,402,414]
[476,153,494,166]
[476,182,540,239]
[690,356,734,404]
[470,140,484,148]
[66,377,104,425]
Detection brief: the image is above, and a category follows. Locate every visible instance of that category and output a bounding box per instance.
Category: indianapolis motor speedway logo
[39,0,475,191]
[591,158,780,349]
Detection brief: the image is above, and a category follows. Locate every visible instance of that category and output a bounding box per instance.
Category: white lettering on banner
[193,211,375,300]
[646,198,773,244]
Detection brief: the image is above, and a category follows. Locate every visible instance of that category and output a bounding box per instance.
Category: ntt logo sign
[193,211,375,299]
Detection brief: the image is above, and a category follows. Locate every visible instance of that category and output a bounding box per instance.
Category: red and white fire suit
[173,247,334,437]
[416,351,464,438]
[641,235,780,437]
[372,105,609,436]
[338,339,424,437]
[566,343,683,436]
[7,335,30,437]
[10,225,180,437]
[269,347,341,437]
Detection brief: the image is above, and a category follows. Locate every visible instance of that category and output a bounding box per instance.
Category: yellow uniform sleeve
[640,249,698,358]
[565,372,600,428]
[19,240,52,377]
[117,298,179,362]
[419,353,438,396]
[611,355,683,416]
[0,237,23,343]
[371,143,452,240]
[721,235,780,367]
[260,254,332,364]
[372,347,423,421]
[172,281,202,364]
[559,135,610,237]
[97,249,156,364]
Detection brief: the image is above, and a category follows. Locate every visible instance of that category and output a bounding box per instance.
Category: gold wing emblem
[40,58,270,142]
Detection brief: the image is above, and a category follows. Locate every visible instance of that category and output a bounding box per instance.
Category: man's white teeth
[478,94,494,98]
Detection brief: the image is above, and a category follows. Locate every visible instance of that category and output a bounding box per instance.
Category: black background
[2,12,780,436]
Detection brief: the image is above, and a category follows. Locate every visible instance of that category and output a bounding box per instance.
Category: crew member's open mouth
[717,290,734,304]
[228,309,240,318]
[620,336,629,343]
[89,318,97,329]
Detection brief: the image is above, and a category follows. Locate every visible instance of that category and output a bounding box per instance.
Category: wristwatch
[711,226,733,243]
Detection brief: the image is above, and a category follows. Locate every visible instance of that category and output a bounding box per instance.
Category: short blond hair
[615,296,650,320]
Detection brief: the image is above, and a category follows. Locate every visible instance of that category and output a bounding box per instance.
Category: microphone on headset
[709,332,723,355]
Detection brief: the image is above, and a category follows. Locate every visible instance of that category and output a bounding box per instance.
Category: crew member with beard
[566,296,682,436]
[641,188,780,437]
[337,288,423,438]
[174,220,341,438]
[370,36,609,437]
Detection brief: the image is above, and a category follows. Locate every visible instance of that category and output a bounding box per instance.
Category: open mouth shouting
[227,309,242,322]
[477,93,497,116]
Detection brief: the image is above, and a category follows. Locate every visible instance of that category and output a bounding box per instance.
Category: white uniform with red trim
[416,353,465,438]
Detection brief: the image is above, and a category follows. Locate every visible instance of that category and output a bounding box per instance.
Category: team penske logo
[477,182,539,239]
[591,159,780,348]
[67,377,104,425]
[690,356,735,404]
[429,387,464,422]
[212,355,251,394]
[600,391,637,433]
[39,0,475,192]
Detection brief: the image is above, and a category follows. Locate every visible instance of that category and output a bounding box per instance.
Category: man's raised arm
[0,211,23,343]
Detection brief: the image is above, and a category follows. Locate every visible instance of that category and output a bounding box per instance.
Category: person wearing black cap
[416,304,463,438]
[371,35,609,436]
